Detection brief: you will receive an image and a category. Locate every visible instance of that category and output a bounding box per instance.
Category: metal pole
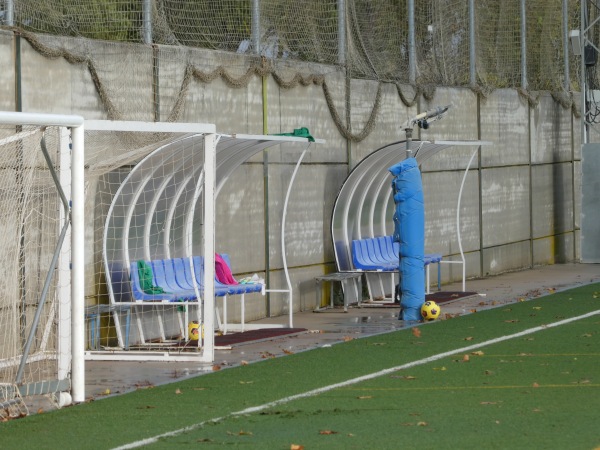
[338,0,346,66]
[520,0,527,89]
[5,0,14,25]
[581,0,588,144]
[252,0,260,54]
[469,0,476,85]
[408,0,416,84]
[142,0,152,45]
[563,0,570,90]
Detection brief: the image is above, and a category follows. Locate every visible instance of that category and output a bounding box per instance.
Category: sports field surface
[3,283,600,449]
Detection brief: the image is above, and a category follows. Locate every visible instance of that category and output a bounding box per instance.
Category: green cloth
[136,260,168,294]
[272,127,315,142]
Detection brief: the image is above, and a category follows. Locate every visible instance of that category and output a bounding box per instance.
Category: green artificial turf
[2,283,600,449]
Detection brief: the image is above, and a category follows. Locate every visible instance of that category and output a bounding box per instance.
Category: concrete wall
[0,31,581,329]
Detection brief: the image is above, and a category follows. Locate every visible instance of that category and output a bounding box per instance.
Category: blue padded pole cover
[388,158,425,321]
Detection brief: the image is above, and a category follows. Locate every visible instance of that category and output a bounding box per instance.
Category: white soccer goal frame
[0,111,85,404]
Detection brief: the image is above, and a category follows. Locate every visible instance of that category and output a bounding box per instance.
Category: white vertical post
[202,134,216,362]
[57,128,72,381]
[70,124,85,403]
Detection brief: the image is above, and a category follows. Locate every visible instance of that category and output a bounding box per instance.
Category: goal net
[0,112,84,417]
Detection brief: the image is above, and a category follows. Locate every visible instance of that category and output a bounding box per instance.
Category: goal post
[0,111,85,412]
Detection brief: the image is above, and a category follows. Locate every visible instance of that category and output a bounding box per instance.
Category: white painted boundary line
[113,309,600,449]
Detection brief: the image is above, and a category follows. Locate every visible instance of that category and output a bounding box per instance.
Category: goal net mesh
[0,124,69,415]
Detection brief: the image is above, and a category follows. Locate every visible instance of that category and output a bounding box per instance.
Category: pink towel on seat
[215,253,238,285]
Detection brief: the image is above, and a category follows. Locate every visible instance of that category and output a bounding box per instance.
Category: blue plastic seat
[129,262,180,302]
[150,259,197,301]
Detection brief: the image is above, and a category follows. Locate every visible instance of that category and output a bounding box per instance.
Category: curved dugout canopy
[97,125,321,307]
[332,140,489,280]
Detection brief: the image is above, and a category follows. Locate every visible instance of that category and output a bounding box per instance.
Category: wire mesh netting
[2,0,582,92]
[0,124,72,417]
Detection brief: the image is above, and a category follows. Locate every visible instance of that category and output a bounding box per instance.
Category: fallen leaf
[237,430,253,436]
[532,382,540,388]
[357,395,373,399]
[462,354,470,362]
[480,401,497,405]
[290,445,304,450]
[470,309,478,313]
[319,430,338,435]
[504,319,519,323]
[433,366,447,371]
[212,365,221,371]
[471,351,484,356]
[239,381,254,384]
[533,306,542,310]
[283,348,294,354]
[343,336,354,342]
[103,388,111,395]
[37,408,44,414]
[175,388,182,394]
[464,336,474,341]
[411,327,421,338]
[417,421,428,426]
[240,360,249,365]
[581,333,593,338]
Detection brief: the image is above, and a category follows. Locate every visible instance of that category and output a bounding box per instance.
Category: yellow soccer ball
[188,321,200,341]
[421,301,441,321]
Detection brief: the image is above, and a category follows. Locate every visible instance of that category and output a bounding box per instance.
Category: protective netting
[0,124,71,413]
[2,0,582,105]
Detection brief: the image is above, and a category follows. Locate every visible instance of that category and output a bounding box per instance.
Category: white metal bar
[280,144,312,327]
[201,133,216,362]
[85,120,215,134]
[57,127,72,380]
[0,111,83,127]
[455,147,479,293]
[71,124,85,403]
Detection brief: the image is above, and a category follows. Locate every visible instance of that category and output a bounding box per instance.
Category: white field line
[112,309,600,449]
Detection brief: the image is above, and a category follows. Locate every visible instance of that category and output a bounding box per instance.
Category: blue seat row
[129,255,262,302]
[351,236,442,271]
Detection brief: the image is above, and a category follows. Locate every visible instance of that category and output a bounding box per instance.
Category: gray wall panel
[482,241,531,275]
[581,144,600,262]
[480,89,529,167]
[531,95,572,164]
[531,163,573,238]
[422,170,480,256]
[533,233,574,265]
[482,166,531,247]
